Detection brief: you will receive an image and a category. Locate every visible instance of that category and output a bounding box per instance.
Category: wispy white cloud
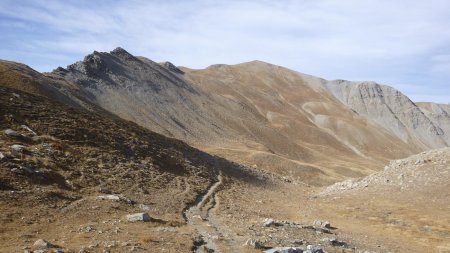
[0,0,449,102]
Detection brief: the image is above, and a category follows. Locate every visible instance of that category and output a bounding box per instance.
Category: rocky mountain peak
[110,47,137,61]
[111,46,128,54]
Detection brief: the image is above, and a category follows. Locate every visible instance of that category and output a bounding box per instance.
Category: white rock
[126,212,151,222]
[5,129,21,137]
[33,238,53,248]
[305,245,325,253]
[21,125,37,136]
[0,152,4,160]
[264,247,303,253]
[313,220,331,228]
[244,238,263,249]
[11,144,26,157]
[97,195,120,201]
[263,218,275,227]
[138,203,150,211]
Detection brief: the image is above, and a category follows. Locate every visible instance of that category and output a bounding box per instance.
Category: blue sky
[1,0,449,103]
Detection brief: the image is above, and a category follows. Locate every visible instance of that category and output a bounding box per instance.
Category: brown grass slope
[184,61,419,183]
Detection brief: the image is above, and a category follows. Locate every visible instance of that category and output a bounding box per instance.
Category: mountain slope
[48,49,426,185]
[324,80,449,149]
[183,61,419,181]
[0,60,92,110]
[417,102,450,144]
[0,86,262,252]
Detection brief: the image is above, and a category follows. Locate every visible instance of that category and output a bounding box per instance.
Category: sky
[0,0,449,103]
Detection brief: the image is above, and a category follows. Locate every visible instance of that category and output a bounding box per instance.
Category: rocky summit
[0,48,449,253]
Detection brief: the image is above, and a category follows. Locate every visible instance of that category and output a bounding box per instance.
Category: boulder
[126,212,151,222]
[0,151,4,160]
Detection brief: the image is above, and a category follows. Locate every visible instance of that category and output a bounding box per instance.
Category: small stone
[305,245,325,253]
[97,195,120,201]
[264,247,303,253]
[5,129,22,137]
[0,151,5,160]
[138,204,150,211]
[244,238,263,249]
[11,144,27,157]
[126,212,151,222]
[313,220,331,228]
[21,125,37,136]
[263,218,275,227]
[322,237,347,247]
[81,225,96,232]
[33,239,54,248]
[291,239,304,245]
[20,164,35,173]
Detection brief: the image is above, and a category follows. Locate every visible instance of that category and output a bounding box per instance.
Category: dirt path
[184,172,242,252]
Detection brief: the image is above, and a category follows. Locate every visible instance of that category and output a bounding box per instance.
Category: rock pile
[321,147,450,195]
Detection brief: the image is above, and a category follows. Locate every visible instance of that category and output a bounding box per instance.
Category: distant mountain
[324,80,449,149]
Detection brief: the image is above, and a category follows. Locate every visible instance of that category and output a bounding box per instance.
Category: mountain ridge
[2,47,449,185]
